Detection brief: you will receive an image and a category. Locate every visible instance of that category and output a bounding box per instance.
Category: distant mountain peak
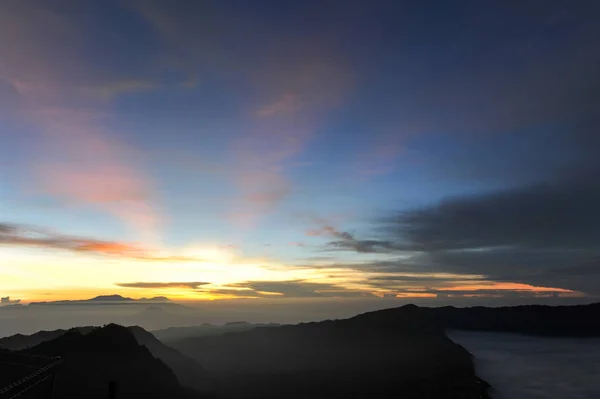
[28,295,175,306]
[90,294,133,301]
[225,321,249,326]
[139,296,171,302]
[25,324,142,356]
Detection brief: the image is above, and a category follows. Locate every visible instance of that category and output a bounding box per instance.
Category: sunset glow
[1,1,596,308]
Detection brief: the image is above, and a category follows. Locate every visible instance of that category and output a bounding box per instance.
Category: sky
[1,0,599,306]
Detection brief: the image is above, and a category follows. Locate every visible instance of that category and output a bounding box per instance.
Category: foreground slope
[152,322,280,343]
[128,326,215,393]
[22,324,205,399]
[0,327,95,350]
[172,304,489,399]
[1,325,213,394]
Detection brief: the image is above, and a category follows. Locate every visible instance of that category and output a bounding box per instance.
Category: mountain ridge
[171,304,489,398]
[0,324,214,394]
[424,302,600,336]
[15,324,205,399]
[28,294,174,306]
[152,322,281,343]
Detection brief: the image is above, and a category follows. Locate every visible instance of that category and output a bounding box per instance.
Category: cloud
[136,4,353,227]
[255,93,302,117]
[431,282,574,295]
[429,288,576,299]
[367,148,600,295]
[328,70,600,294]
[364,272,579,298]
[25,105,160,243]
[1,297,21,305]
[116,282,210,289]
[288,242,306,247]
[391,179,600,252]
[212,280,375,298]
[131,1,355,227]
[365,4,600,296]
[0,2,163,242]
[198,288,266,299]
[353,130,406,180]
[368,273,485,287]
[0,222,202,262]
[76,79,158,100]
[307,225,402,254]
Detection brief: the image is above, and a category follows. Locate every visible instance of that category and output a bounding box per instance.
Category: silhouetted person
[108,380,117,399]
[47,371,58,399]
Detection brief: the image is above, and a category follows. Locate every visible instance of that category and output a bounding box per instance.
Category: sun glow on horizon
[1,242,587,303]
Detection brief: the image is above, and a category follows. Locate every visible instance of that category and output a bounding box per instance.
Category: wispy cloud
[116,282,210,289]
[288,242,306,247]
[307,225,401,254]
[209,280,375,298]
[76,79,158,100]
[255,93,302,117]
[352,129,408,180]
[133,1,356,227]
[0,222,202,262]
[28,106,160,242]
[0,3,162,242]
[368,276,576,298]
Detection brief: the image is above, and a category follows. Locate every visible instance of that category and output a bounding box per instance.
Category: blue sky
[1,1,599,303]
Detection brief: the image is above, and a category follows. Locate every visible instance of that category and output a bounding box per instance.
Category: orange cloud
[394,293,437,298]
[440,282,575,293]
[306,226,341,237]
[73,241,197,261]
[28,106,159,242]
[0,222,200,262]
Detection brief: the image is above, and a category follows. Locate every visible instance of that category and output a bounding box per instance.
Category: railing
[0,351,62,399]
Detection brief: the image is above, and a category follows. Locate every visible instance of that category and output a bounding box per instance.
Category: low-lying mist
[449,331,600,399]
[2,295,596,337]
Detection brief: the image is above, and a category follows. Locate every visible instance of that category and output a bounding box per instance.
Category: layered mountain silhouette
[0,325,214,396]
[28,294,176,306]
[171,304,489,399]
[0,296,202,338]
[127,326,216,393]
[0,327,95,351]
[5,303,597,398]
[19,324,209,399]
[152,322,281,343]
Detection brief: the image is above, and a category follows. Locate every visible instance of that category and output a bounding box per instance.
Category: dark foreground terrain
[1,324,212,399]
[1,304,490,399]
[4,302,599,398]
[7,301,597,398]
[172,304,489,399]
